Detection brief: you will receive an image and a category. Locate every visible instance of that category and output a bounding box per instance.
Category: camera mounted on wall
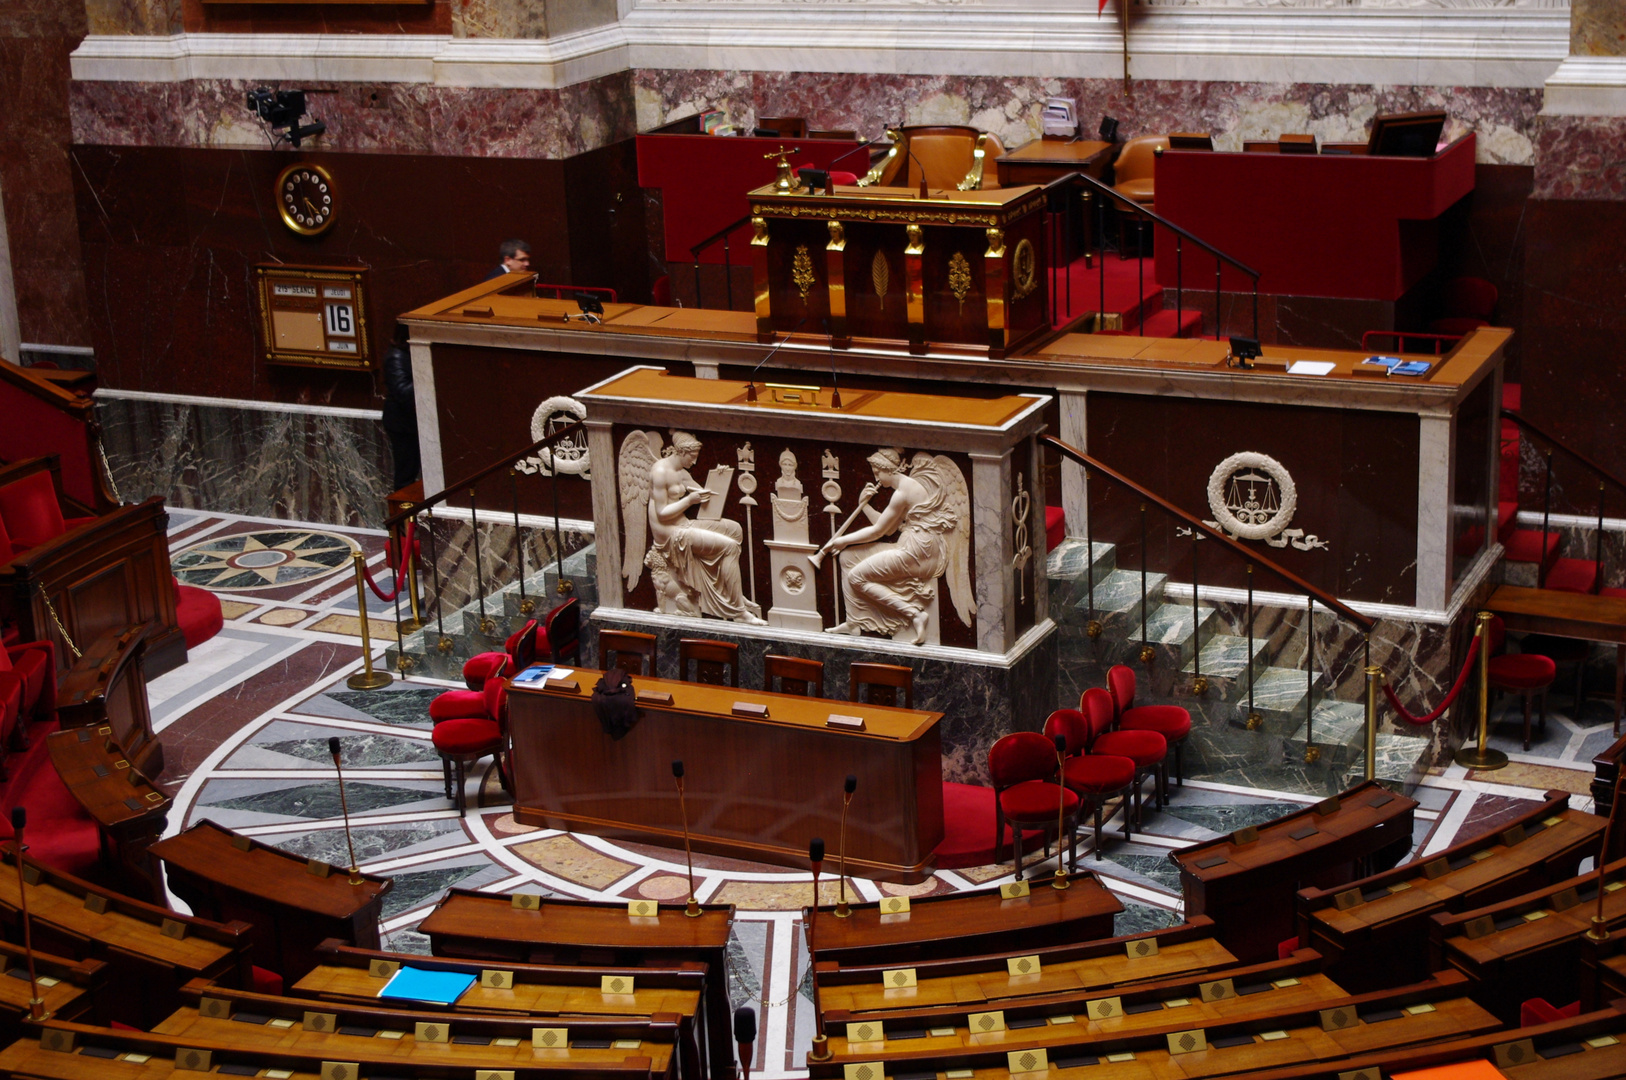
[246,88,327,148]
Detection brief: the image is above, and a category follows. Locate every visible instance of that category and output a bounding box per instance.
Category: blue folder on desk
[378,966,476,1005]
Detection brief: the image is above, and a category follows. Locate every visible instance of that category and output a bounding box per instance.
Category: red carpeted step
[934,781,1050,870]
[1045,506,1065,552]
[1543,557,1598,594]
[1134,307,1204,339]
[1503,382,1521,411]
[1497,501,1519,544]
[1502,528,1559,568]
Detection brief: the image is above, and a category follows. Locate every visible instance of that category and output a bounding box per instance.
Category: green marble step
[1137,601,1218,669]
[1233,665,1332,730]
[1047,539,1118,623]
[1073,567,1168,635]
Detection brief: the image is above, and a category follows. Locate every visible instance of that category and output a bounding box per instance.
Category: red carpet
[0,720,103,880]
[935,781,1051,870]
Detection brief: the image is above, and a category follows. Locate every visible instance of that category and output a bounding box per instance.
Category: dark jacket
[382,343,415,433]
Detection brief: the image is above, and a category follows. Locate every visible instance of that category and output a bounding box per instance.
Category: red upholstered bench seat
[0,721,101,880]
[175,582,224,650]
[0,470,95,553]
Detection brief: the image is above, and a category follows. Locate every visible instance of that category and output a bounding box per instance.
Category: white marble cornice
[1543,56,1626,117]
[71,7,1568,89]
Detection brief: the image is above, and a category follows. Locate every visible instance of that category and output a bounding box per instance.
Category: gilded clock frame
[275,162,337,237]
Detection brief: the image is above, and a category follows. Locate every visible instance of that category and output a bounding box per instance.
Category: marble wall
[85,0,179,36]
[1533,114,1626,198]
[1572,0,1625,56]
[98,394,395,528]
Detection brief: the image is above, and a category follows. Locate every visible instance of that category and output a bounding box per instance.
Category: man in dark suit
[382,323,419,491]
[486,238,533,280]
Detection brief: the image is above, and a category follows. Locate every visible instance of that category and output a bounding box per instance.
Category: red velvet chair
[460,619,542,694]
[431,678,509,816]
[0,636,55,739]
[1487,614,1555,751]
[0,675,19,778]
[1082,687,1167,822]
[0,470,95,551]
[1108,664,1192,798]
[989,731,1079,880]
[174,579,224,650]
[1044,708,1136,858]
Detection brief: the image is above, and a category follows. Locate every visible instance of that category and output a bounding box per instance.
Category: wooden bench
[1297,790,1602,991]
[805,872,1122,966]
[419,888,735,1080]
[1174,780,1417,963]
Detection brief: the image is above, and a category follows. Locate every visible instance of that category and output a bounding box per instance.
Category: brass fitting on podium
[685,897,702,919]
[1245,712,1263,731]
[1086,620,1103,640]
[834,901,851,919]
[807,1035,832,1062]
[1192,675,1209,696]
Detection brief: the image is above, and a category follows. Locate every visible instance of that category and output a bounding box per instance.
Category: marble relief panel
[1533,115,1626,199]
[1572,0,1626,56]
[635,71,1543,165]
[70,72,637,159]
[83,0,182,36]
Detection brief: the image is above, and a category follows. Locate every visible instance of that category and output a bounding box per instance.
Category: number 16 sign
[254,264,373,371]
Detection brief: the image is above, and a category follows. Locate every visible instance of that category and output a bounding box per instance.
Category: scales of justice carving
[1203,451,1329,551]
[616,433,975,645]
[516,396,591,477]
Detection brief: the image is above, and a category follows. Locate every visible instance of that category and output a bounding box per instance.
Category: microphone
[11,808,42,1020]
[734,1006,758,1080]
[329,737,363,885]
[806,835,831,1062]
[745,317,806,402]
[828,348,843,409]
[1051,734,1071,891]
[835,776,857,918]
[825,138,878,176]
[904,146,930,198]
[673,760,701,918]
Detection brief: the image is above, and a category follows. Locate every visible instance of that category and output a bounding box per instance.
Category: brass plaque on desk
[999,881,1030,900]
[511,892,542,911]
[601,975,635,994]
[627,900,659,918]
[533,1028,568,1049]
[636,690,674,706]
[160,918,189,940]
[416,1022,450,1043]
[480,969,515,989]
[846,1021,885,1044]
[879,897,911,915]
[368,959,400,979]
[967,1010,1006,1033]
[1008,1048,1048,1074]
[1007,954,1041,977]
[320,1063,361,1080]
[1126,938,1159,958]
[176,1049,212,1073]
[1198,978,1235,1002]
[1085,997,1121,1020]
[83,893,108,915]
[1167,1030,1208,1055]
[881,968,917,988]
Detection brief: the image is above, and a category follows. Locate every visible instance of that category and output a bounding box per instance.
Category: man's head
[499,239,533,273]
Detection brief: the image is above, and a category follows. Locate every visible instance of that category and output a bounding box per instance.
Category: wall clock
[275,162,336,236]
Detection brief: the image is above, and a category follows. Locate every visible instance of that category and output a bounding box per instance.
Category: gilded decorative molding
[1012,238,1038,300]
[792,245,817,300]
[750,201,1041,228]
[872,251,891,300]
[948,253,973,313]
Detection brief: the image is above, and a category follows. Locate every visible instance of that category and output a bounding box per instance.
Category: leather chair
[860,126,1006,192]
[1111,134,1167,256]
[1044,708,1136,858]
[765,655,824,698]
[1082,687,1167,823]
[850,662,913,709]
[1108,664,1192,797]
[1487,615,1555,750]
[989,731,1079,880]
[600,629,658,676]
[431,677,509,816]
[678,639,740,687]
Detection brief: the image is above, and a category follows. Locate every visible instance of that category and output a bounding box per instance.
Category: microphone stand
[835,775,856,917]
[745,317,806,403]
[673,761,702,918]
[1588,768,1625,942]
[1051,734,1070,890]
[329,738,363,885]
[806,837,832,1062]
[11,810,44,1020]
[734,1005,758,1080]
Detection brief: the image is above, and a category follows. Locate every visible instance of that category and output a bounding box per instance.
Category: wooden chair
[1487,615,1555,750]
[600,629,657,676]
[850,662,913,709]
[765,654,824,698]
[678,639,739,687]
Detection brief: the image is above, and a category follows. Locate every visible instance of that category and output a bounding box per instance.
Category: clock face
[276,163,336,236]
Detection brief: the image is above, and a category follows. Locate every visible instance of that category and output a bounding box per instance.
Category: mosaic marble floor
[147,511,1609,1078]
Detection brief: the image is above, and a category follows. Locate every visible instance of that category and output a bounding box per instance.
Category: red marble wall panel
[1534,115,1626,200]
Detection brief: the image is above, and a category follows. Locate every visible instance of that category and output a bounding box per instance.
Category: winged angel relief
[817,448,973,646]
[619,430,766,624]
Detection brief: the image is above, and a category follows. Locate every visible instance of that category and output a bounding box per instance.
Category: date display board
[254,264,372,371]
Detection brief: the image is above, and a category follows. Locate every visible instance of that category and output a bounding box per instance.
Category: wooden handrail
[1503,408,1626,498]
[0,356,94,415]
[383,420,585,529]
[1042,434,1374,633]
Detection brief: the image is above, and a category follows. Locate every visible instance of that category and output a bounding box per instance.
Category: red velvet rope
[1383,634,1482,726]
[360,521,417,603]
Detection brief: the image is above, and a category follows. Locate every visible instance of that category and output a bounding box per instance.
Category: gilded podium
[746,181,1049,357]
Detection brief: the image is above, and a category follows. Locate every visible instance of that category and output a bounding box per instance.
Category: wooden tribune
[507,669,945,882]
[150,820,393,986]
[55,624,163,777]
[44,723,169,902]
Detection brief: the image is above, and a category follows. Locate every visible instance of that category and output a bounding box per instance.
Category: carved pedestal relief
[765,449,825,631]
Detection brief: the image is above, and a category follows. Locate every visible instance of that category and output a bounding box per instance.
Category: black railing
[690,213,754,311]
[1503,409,1626,594]
[1045,434,1373,757]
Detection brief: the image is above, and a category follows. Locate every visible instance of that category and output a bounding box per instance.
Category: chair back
[545,598,580,661]
[758,116,807,138]
[765,654,824,698]
[1442,276,1498,321]
[600,629,657,676]
[1043,708,1090,755]
[1487,614,1507,655]
[850,662,914,710]
[679,638,740,687]
[1107,664,1137,718]
[989,731,1060,790]
[483,676,508,725]
[508,619,540,673]
[1081,687,1117,746]
[1113,135,1167,185]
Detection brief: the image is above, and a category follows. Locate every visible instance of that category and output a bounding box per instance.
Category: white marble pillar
[971,449,1015,653]
[1416,413,1456,611]
[587,420,625,608]
[0,182,19,365]
[1029,435,1050,626]
[1058,390,1088,541]
[410,339,443,494]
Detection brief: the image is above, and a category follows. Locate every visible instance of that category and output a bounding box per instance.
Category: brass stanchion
[1453,611,1506,770]
[346,551,393,691]
[1364,666,1383,782]
[400,518,426,632]
[1052,734,1070,891]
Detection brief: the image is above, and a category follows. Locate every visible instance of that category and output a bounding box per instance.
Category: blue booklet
[377,966,476,1005]
[512,664,556,685]
[1362,355,1432,377]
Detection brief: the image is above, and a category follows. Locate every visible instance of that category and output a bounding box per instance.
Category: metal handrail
[690,212,755,310]
[1074,174,1260,280]
[1504,409,1626,497]
[383,420,585,529]
[1042,434,1374,633]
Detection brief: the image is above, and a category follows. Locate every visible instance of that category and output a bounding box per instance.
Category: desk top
[45,725,168,829]
[746,182,1045,225]
[997,138,1113,165]
[420,888,734,951]
[1487,585,1626,646]
[293,962,703,1018]
[513,665,942,743]
[151,819,392,919]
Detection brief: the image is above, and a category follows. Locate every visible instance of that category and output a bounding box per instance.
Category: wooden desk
[508,669,945,881]
[806,873,1121,966]
[151,820,392,986]
[1594,731,1626,833]
[0,845,249,1029]
[417,891,734,1079]
[1488,584,1626,733]
[1296,791,1602,991]
[1174,781,1418,964]
[44,723,169,900]
[995,139,1114,261]
[55,623,163,776]
[0,939,102,1041]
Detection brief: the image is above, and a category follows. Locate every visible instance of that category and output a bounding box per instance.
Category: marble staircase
[1047,538,1432,796]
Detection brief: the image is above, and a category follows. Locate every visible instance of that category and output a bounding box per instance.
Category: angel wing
[910,453,974,628]
[618,430,660,592]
